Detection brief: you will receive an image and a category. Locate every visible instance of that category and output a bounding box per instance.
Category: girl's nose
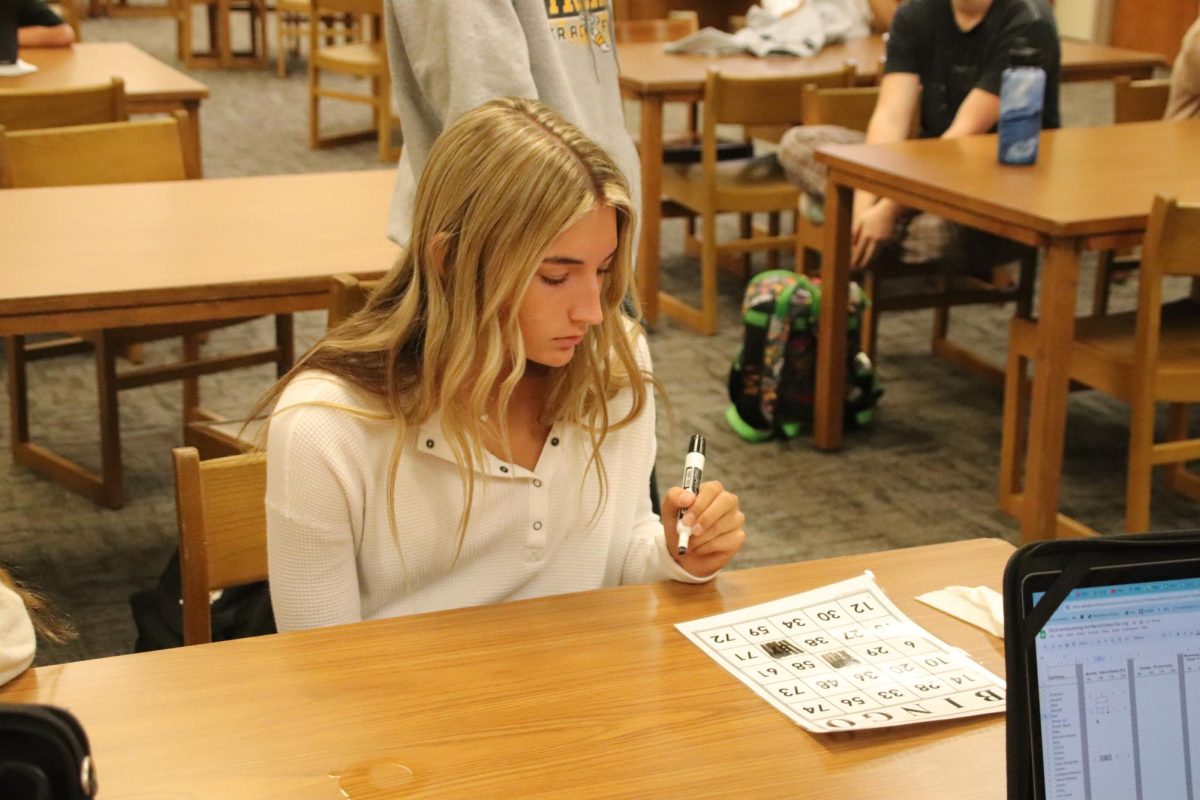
[570,281,605,326]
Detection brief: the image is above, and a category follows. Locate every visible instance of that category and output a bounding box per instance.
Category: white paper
[676,572,1006,732]
[915,585,1006,639]
[0,59,38,77]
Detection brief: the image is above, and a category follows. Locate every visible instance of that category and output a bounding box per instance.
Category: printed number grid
[681,577,1005,732]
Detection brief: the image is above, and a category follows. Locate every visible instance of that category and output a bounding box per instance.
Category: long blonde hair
[252,97,648,555]
[0,565,75,644]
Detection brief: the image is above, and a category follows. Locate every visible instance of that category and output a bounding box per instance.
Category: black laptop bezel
[1019,556,1200,800]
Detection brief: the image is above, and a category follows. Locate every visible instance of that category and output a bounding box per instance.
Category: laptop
[1004,532,1200,800]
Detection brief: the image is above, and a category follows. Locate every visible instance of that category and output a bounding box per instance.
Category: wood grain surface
[0,539,1014,799]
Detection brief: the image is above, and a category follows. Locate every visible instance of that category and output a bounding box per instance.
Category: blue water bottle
[997,39,1046,166]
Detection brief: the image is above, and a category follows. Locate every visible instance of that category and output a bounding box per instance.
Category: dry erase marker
[676,434,706,555]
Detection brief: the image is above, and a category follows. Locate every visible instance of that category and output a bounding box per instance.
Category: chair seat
[1011,299,1200,402]
[660,134,755,165]
[663,156,797,214]
[313,41,384,71]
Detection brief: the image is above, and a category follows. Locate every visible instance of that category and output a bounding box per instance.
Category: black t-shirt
[18,0,64,27]
[885,0,1061,138]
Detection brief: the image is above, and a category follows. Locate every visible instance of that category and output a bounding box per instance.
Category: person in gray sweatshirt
[383,0,641,248]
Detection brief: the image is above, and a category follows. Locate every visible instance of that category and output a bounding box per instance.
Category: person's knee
[778,125,865,198]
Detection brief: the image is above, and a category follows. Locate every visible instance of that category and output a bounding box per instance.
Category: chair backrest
[1113,76,1171,124]
[1140,195,1200,282]
[0,111,198,189]
[801,83,880,131]
[328,273,383,328]
[613,16,698,44]
[705,65,856,129]
[0,77,127,131]
[1127,194,1200,409]
[172,446,269,646]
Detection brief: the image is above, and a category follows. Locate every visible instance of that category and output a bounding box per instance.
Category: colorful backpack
[726,270,882,442]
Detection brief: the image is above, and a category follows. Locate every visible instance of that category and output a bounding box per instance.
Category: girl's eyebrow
[541,248,618,266]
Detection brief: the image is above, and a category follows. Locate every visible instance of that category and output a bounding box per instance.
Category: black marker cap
[688,434,706,455]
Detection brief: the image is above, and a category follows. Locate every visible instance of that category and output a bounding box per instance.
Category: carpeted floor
[3,13,1196,667]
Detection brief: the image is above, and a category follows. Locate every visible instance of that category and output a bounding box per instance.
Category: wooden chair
[658,66,854,334]
[172,446,269,646]
[308,0,398,162]
[0,114,293,508]
[276,0,361,78]
[276,0,310,77]
[1000,194,1200,537]
[185,273,381,459]
[177,0,270,69]
[793,83,1033,373]
[1092,76,1174,315]
[0,77,126,132]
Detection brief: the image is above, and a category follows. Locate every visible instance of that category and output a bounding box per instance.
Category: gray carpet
[3,14,1196,667]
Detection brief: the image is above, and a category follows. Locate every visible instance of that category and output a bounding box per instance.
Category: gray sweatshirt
[383,0,642,247]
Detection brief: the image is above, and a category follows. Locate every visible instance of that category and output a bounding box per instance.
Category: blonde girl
[1,565,74,685]
[260,97,746,631]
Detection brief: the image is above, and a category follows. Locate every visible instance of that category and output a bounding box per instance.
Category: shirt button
[425,439,434,449]
[533,479,542,488]
[550,437,560,446]
[533,521,543,531]
[500,465,509,474]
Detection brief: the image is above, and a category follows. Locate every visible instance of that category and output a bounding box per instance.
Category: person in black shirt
[779,0,1060,274]
[850,0,1059,267]
[17,0,75,48]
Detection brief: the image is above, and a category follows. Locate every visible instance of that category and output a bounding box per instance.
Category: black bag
[129,552,276,651]
[0,703,97,799]
[1002,530,1200,800]
[726,270,882,442]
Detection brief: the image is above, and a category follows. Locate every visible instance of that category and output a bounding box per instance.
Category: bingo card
[676,572,1006,732]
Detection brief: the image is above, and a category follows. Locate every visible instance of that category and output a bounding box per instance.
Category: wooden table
[813,120,1200,542]
[0,169,398,336]
[0,539,1013,798]
[619,36,1167,324]
[0,169,397,503]
[5,42,210,170]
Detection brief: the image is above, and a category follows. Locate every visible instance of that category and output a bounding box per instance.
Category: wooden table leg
[813,177,853,451]
[1019,237,1081,543]
[183,100,204,176]
[637,94,663,326]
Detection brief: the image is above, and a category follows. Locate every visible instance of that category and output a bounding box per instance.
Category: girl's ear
[425,232,450,276]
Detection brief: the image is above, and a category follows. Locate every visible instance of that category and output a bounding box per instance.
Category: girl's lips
[556,335,584,347]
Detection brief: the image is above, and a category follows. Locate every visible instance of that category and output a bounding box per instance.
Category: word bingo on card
[676,573,1005,732]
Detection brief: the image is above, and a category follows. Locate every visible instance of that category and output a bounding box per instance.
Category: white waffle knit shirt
[266,336,708,632]
[0,582,36,686]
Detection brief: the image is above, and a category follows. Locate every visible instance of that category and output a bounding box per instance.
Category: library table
[0,169,398,504]
[0,169,397,336]
[813,119,1200,543]
[0,538,1013,799]
[5,42,210,170]
[619,36,1167,324]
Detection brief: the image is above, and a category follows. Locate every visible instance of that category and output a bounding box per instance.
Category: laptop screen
[1032,577,1200,799]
